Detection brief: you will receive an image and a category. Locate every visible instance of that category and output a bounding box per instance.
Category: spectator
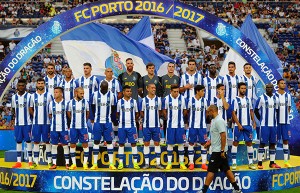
[283,40,290,48]
[0,42,4,60]
[43,55,51,64]
[9,40,16,51]
[287,43,295,55]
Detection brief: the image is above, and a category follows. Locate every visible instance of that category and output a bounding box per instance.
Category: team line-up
[10,58,292,172]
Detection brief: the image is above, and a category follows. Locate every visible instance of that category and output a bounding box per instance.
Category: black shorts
[207,152,230,173]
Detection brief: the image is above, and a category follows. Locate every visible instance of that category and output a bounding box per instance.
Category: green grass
[0,150,299,192]
[0,150,5,158]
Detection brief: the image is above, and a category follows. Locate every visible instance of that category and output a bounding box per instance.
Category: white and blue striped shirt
[180,72,201,99]
[141,96,161,128]
[44,75,60,96]
[210,96,229,121]
[232,96,253,126]
[100,78,122,97]
[275,91,291,124]
[188,97,207,129]
[240,75,257,100]
[30,91,53,125]
[223,74,240,102]
[48,100,68,132]
[59,78,76,102]
[11,92,32,126]
[117,98,138,128]
[202,76,223,101]
[67,98,89,129]
[76,75,99,101]
[255,94,278,127]
[92,91,116,123]
[164,95,187,128]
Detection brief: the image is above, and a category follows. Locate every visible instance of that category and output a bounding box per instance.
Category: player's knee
[94,140,100,145]
[82,143,88,148]
[70,144,76,148]
[153,141,159,146]
[189,142,194,146]
[119,144,125,147]
[26,141,31,143]
[106,141,112,144]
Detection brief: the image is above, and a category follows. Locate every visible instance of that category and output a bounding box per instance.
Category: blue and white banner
[0,27,35,40]
[61,22,173,78]
[0,166,299,192]
[127,16,156,50]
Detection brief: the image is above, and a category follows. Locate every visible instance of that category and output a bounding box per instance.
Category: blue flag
[61,22,173,78]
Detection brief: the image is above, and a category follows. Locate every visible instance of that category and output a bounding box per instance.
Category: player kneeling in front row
[48,87,70,169]
[198,105,242,193]
[117,86,140,170]
[67,87,90,170]
[90,81,117,170]
[163,84,188,170]
[187,85,208,170]
[255,83,281,169]
[140,84,164,169]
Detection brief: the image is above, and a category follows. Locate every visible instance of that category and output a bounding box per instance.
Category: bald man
[198,105,241,193]
[67,87,90,170]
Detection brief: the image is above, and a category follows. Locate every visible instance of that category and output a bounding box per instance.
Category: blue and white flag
[61,22,173,79]
[127,16,155,50]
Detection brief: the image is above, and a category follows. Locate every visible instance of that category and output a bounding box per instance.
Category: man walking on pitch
[198,105,242,193]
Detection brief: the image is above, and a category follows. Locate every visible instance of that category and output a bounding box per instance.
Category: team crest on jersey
[174,79,177,84]
[105,50,126,77]
[133,76,136,81]
[130,103,134,107]
[154,80,157,84]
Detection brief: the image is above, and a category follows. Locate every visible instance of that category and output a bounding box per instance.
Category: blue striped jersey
[100,78,122,97]
[255,94,278,127]
[275,91,291,124]
[117,98,138,128]
[223,74,240,102]
[188,97,207,129]
[141,96,161,128]
[92,91,116,123]
[210,96,229,121]
[180,72,201,98]
[59,78,76,102]
[44,75,61,96]
[76,75,99,101]
[67,98,89,129]
[202,76,223,101]
[232,96,253,126]
[240,75,257,100]
[48,100,68,132]
[11,92,32,126]
[163,95,187,128]
[30,91,53,125]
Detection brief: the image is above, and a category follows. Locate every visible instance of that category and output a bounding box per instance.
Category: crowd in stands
[0,1,298,26]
